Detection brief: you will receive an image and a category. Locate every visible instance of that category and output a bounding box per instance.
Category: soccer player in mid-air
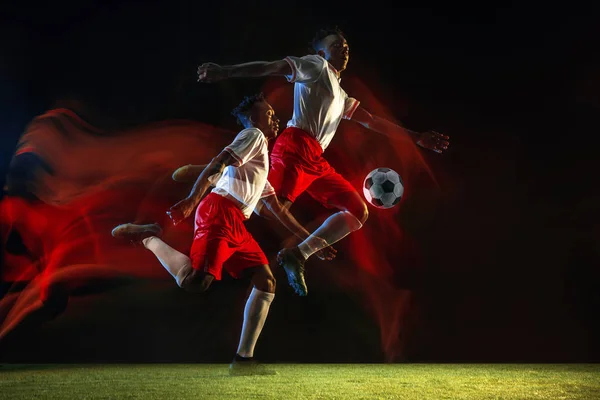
[112,93,333,375]
[195,27,450,296]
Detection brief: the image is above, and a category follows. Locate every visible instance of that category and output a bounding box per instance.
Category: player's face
[252,101,280,139]
[318,34,350,72]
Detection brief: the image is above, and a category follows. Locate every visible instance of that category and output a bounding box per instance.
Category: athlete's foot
[229,354,277,376]
[172,164,203,183]
[111,223,162,246]
[277,247,308,296]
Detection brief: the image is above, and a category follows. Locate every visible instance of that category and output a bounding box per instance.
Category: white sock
[297,211,363,260]
[236,287,275,358]
[142,236,192,287]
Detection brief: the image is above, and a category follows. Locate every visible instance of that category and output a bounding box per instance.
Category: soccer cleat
[277,248,308,296]
[172,164,203,183]
[111,223,162,246]
[229,357,277,376]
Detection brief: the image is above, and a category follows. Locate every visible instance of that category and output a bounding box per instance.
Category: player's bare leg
[230,264,277,376]
[298,191,367,258]
[111,223,205,290]
[277,192,368,296]
[273,199,309,296]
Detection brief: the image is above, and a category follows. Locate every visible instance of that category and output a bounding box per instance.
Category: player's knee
[358,202,369,225]
[333,192,369,226]
[183,274,214,293]
[261,275,276,293]
[255,276,276,293]
[194,277,213,293]
[178,267,214,293]
[348,201,369,226]
[253,269,276,293]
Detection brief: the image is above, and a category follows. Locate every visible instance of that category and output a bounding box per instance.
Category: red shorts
[268,127,357,205]
[190,193,268,280]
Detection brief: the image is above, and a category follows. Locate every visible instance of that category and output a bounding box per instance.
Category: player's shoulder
[239,127,263,136]
[288,54,326,66]
[237,127,266,143]
[302,54,327,65]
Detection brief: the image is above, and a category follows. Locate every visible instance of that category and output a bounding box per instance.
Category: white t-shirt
[210,128,275,219]
[284,54,360,151]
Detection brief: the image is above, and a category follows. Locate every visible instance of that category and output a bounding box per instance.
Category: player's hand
[197,62,229,83]
[416,130,450,154]
[166,197,196,226]
[315,245,337,261]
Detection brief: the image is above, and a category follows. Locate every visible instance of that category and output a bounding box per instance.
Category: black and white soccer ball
[363,168,404,209]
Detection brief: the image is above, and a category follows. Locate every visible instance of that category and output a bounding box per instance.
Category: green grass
[0,364,598,399]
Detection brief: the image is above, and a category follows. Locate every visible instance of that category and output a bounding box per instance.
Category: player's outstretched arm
[167,152,234,225]
[197,60,291,83]
[260,195,312,239]
[260,195,336,261]
[350,106,450,154]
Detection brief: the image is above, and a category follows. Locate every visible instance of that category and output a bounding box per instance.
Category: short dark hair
[310,26,345,53]
[231,92,265,126]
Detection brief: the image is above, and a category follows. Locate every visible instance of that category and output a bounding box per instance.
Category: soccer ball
[363,168,404,209]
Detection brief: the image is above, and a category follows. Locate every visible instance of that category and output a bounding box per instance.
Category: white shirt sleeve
[223,128,263,167]
[343,95,361,120]
[283,55,325,84]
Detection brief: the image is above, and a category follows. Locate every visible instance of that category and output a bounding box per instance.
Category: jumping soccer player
[111,94,331,375]
[195,27,450,296]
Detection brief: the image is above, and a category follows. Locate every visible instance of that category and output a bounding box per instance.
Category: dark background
[0,0,598,362]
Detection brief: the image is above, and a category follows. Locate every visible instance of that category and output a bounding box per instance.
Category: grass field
[0,364,598,399]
